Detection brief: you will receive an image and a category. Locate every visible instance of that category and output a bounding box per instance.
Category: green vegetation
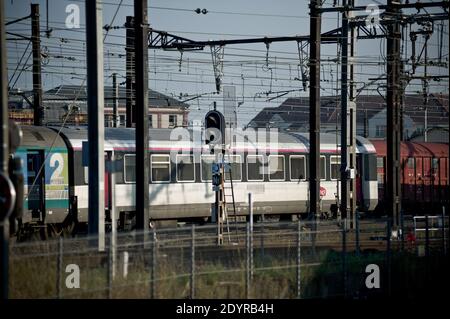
[9,244,449,299]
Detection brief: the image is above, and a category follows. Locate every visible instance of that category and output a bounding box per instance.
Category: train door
[423,157,431,202]
[405,157,415,204]
[27,150,45,219]
[376,156,385,202]
[415,157,423,205]
[439,158,448,202]
[356,155,363,206]
[105,152,110,210]
[431,158,439,205]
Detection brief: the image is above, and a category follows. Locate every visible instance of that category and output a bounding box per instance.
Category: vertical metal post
[442,206,447,255]
[0,224,7,300]
[0,0,10,299]
[0,0,7,181]
[260,220,265,261]
[296,218,301,299]
[248,193,253,279]
[340,0,349,222]
[423,35,429,143]
[355,209,360,255]
[248,193,253,233]
[134,0,150,238]
[400,209,404,251]
[110,153,117,279]
[386,0,402,229]
[245,222,250,299]
[309,0,321,261]
[112,73,119,127]
[125,16,135,128]
[363,109,368,138]
[31,4,43,126]
[190,224,195,299]
[85,0,105,251]
[150,230,156,298]
[386,218,392,297]
[342,220,347,298]
[215,183,220,244]
[348,0,357,227]
[309,0,321,222]
[57,236,63,299]
[425,214,429,257]
[107,234,112,299]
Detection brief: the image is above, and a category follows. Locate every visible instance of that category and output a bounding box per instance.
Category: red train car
[371,140,449,214]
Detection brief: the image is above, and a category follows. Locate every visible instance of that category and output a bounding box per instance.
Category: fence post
[296,218,301,299]
[260,220,265,261]
[107,233,112,299]
[150,229,156,299]
[355,209,360,255]
[386,218,392,297]
[245,222,250,299]
[123,251,129,278]
[342,219,347,298]
[425,213,430,257]
[400,209,404,251]
[190,224,195,299]
[56,236,63,299]
[250,225,253,280]
[442,206,447,255]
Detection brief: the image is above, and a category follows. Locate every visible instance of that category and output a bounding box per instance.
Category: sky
[4,0,449,127]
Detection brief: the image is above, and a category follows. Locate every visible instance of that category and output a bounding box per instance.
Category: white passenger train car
[58,127,378,228]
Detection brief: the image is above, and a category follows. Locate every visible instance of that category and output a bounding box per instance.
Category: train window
[364,154,378,181]
[320,156,326,180]
[201,155,215,181]
[268,155,285,181]
[432,158,439,170]
[84,167,89,184]
[151,155,171,182]
[124,154,136,183]
[330,156,341,180]
[247,155,264,181]
[290,155,306,181]
[224,155,242,181]
[176,155,195,182]
[407,157,415,169]
[377,157,384,168]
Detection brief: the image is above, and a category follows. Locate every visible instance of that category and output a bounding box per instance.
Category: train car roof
[370,140,449,158]
[53,126,375,154]
[18,125,67,150]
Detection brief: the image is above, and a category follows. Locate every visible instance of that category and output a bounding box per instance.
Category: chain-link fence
[9,215,449,299]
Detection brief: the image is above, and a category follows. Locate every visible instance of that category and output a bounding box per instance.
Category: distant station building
[247,93,449,142]
[8,85,190,128]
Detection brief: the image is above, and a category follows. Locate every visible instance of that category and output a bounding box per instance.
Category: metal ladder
[221,161,239,243]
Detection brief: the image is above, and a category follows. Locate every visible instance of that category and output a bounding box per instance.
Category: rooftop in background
[8,85,190,126]
[45,85,190,109]
[247,93,449,130]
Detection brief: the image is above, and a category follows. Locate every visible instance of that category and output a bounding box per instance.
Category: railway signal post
[205,107,226,245]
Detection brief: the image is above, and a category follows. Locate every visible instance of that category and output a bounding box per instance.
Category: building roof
[9,85,190,125]
[248,94,449,130]
[45,85,190,109]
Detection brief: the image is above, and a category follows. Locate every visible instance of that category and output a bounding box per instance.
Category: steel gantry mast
[386,0,402,229]
[134,0,150,240]
[309,0,322,222]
